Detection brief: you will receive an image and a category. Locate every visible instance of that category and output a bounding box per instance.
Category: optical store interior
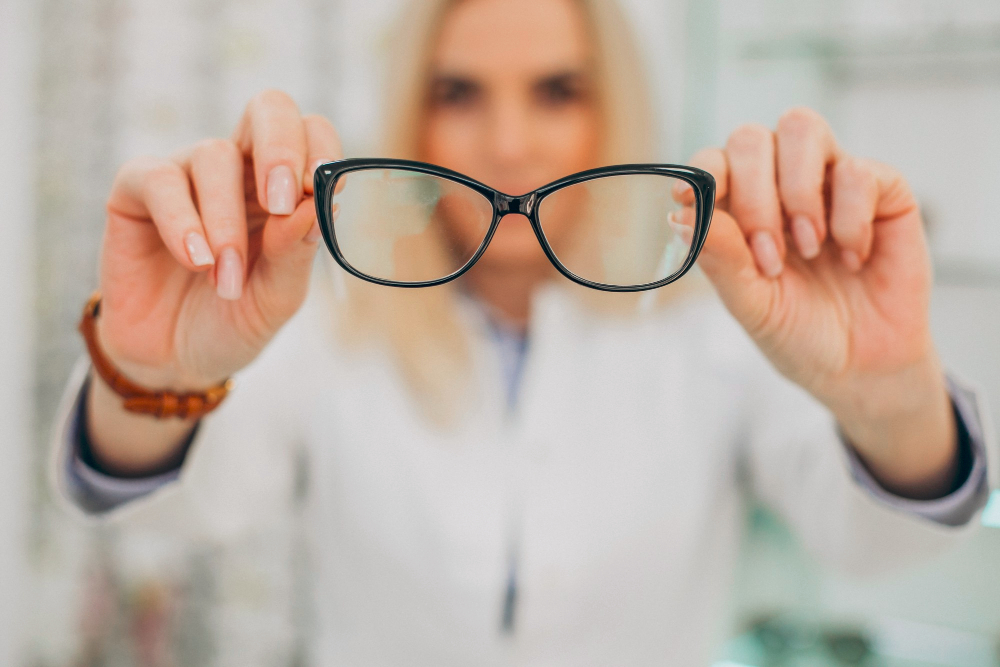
[2,0,1000,665]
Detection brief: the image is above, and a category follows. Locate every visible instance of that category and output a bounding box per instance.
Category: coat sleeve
[736,331,994,577]
[48,305,317,545]
[52,358,184,514]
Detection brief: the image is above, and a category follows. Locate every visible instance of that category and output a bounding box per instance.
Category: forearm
[86,370,198,477]
[833,355,959,500]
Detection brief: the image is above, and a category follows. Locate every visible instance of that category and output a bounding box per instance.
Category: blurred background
[2,0,1000,665]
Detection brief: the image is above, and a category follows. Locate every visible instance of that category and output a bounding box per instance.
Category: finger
[683,147,773,333]
[828,156,879,271]
[249,198,321,330]
[696,207,772,333]
[302,114,343,196]
[259,198,321,272]
[863,160,926,281]
[675,148,729,206]
[775,107,840,260]
[189,138,248,300]
[725,123,785,278]
[232,89,308,216]
[258,114,343,261]
[107,157,212,272]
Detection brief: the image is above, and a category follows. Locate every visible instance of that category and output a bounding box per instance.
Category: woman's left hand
[685,107,958,499]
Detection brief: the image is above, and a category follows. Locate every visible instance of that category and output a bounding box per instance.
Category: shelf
[737,25,1000,64]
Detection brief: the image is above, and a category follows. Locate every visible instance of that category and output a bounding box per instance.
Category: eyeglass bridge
[496,192,537,218]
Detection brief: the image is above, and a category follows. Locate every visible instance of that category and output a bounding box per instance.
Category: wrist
[94,317,226,393]
[85,369,200,476]
[81,293,232,420]
[823,349,946,426]
[830,355,958,499]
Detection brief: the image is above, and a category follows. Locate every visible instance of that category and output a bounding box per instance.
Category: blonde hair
[330,0,663,426]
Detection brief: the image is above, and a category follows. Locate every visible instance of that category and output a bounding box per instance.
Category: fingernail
[267,165,296,215]
[185,232,214,267]
[750,230,783,278]
[791,215,820,259]
[304,220,322,244]
[841,249,863,272]
[667,210,694,245]
[217,247,243,300]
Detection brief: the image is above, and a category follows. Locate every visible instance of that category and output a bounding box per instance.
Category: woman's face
[420,0,602,270]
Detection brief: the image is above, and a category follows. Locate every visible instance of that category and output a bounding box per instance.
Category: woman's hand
[100,89,340,390]
[686,107,958,499]
[88,90,341,474]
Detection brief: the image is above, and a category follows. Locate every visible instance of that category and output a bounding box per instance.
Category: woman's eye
[535,74,589,107]
[430,77,481,108]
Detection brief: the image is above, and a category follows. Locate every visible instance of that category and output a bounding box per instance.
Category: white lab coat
[52,281,985,667]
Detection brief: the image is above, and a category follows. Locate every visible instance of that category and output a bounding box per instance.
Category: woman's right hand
[98,90,341,392]
[85,91,340,475]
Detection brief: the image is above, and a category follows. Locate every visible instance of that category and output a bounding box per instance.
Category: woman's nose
[486,97,536,167]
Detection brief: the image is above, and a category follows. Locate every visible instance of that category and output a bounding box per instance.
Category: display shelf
[738,25,1000,62]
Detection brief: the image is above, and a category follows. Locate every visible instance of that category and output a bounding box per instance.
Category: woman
[55,0,991,664]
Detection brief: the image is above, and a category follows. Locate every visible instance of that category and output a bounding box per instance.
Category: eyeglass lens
[330,168,494,283]
[329,168,695,288]
[537,173,693,287]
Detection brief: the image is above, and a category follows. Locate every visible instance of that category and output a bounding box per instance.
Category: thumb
[686,145,773,331]
[247,198,320,329]
[697,207,771,325]
[698,209,770,294]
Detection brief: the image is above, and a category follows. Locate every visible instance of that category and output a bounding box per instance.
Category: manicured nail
[304,221,322,243]
[841,249,862,272]
[750,230,783,278]
[267,165,296,215]
[185,231,214,267]
[667,210,694,245]
[791,215,820,259]
[217,247,243,300]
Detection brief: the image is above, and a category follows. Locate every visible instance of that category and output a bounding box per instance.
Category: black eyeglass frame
[313,158,715,292]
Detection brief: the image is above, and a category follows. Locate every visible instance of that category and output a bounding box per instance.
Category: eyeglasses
[313,159,715,292]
